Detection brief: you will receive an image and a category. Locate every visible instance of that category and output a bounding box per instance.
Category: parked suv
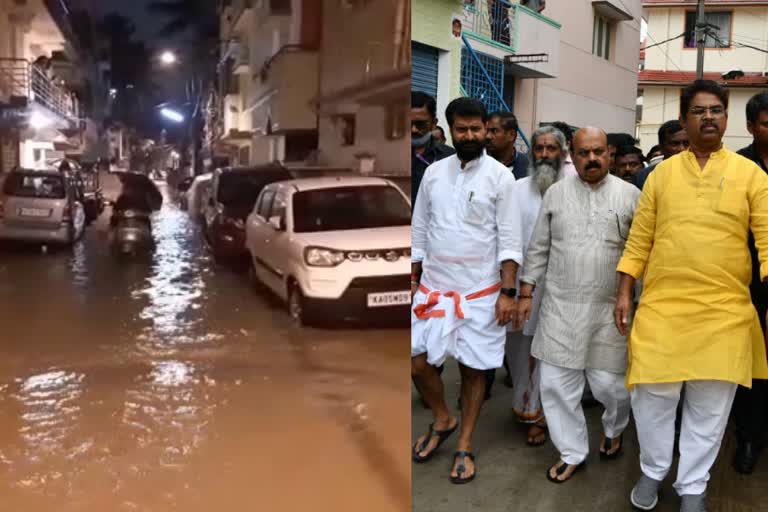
[245,176,411,325]
[204,164,292,263]
[0,168,86,246]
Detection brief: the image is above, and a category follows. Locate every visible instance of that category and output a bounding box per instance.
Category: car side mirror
[269,215,285,231]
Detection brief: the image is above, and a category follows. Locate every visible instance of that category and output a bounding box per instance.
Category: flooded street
[0,176,409,511]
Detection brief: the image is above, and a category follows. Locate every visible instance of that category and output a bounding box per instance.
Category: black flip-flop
[412,421,458,463]
[526,424,548,447]
[546,460,585,484]
[449,451,476,484]
[599,433,623,460]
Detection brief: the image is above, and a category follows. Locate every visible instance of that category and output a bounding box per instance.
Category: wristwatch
[499,287,517,298]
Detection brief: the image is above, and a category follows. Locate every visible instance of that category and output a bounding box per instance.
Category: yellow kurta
[617,146,768,388]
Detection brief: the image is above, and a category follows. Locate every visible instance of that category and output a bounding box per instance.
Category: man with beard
[616,80,768,512]
[412,91,455,204]
[506,125,577,447]
[614,145,645,182]
[517,127,640,484]
[632,120,689,190]
[411,97,523,484]
[733,91,768,474]
[486,111,529,179]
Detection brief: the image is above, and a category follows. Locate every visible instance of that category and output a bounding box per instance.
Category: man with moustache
[517,127,640,484]
[614,145,645,182]
[411,97,523,484]
[616,80,768,511]
[733,91,768,474]
[506,125,577,447]
[412,91,455,204]
[632,120,690,190]
[486,111,529,179]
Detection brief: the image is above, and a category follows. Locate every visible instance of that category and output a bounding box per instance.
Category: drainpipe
[393,0,406,70]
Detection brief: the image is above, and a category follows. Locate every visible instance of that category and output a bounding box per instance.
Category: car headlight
[305,246,345,267]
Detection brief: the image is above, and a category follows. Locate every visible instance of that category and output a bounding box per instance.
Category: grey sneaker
[680,493,707,512]
[630,474,661,510]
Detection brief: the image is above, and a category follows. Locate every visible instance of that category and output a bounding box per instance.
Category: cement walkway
[412,362,767,512]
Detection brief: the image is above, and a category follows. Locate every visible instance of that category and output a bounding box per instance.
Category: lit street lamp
[160,51,177,66]
[160,108,185,123]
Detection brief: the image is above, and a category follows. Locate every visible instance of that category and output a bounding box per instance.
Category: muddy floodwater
[0,176,409,511]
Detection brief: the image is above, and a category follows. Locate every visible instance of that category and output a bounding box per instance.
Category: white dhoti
[631,380,737,496]
[540,361,631,465]
[411,280,504,371]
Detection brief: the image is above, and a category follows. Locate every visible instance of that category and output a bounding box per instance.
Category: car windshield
[218,172,289,208]
[3,173,66,199]
[292,186,411,233]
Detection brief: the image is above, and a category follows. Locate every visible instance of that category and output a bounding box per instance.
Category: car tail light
[61,202,72,225]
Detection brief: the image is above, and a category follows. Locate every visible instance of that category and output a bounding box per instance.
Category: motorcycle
[109,206,153,257]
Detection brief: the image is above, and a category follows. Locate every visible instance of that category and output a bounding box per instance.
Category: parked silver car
[0,169,86,246]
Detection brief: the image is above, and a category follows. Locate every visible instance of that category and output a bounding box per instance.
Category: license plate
[367,291,411,308]
[19,208,50,218]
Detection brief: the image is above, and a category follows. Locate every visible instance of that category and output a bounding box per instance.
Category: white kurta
[411,151,524,370]
[520,174,641,372]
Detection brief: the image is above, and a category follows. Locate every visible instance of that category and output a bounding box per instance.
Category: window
[334,115,356,146]
[257,189,275,218]
[684,11,731,48]
[292,186,411,233]
[385,106,407,140]
[268,193,287,223]
[592,14,611,60]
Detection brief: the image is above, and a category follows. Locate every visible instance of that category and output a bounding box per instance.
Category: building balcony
[248,47,319,133]
[460,0,561,79]
[0,58,79,125]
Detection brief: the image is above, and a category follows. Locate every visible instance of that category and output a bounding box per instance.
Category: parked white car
[0,169,86,246]
[186,173,212,224]
[245,176,411,325]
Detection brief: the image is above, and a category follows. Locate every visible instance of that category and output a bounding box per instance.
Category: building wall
[317,0,408,176]
[516,0,641,136]
[639,86,758,154]
[412,0,463,130]
[645,7,768,73]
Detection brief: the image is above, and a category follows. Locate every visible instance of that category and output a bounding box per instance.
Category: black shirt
[737,143,768,306]
[631,161,659,190]
[412,140,455,205]
[506,151,529,180]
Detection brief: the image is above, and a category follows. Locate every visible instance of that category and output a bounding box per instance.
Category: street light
[160,108,185,123]
[160,51,177,65]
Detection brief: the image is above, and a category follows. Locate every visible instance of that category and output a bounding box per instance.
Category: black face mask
[454,140,485,162]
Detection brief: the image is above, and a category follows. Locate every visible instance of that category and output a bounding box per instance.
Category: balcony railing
[462,0,518,49]
[0,58,79,121]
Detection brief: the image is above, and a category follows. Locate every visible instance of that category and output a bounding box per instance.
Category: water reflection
[12,370,86,490]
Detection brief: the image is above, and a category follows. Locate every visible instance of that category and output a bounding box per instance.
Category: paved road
[412,362,767,512]
[0,174,409,511]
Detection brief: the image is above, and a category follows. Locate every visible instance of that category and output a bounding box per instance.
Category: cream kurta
[617,147,768,388]
[521,174,641,372]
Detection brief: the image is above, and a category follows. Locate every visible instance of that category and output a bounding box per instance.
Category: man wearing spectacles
[616,80,768,512]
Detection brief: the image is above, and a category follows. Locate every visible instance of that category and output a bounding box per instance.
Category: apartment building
[412,0,642,144]
[639,0,768,153]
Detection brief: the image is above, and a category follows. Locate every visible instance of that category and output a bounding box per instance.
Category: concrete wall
[317,0,408,176]
[516,0,642,136]
[411,0,464,130]
[645,7,768,73]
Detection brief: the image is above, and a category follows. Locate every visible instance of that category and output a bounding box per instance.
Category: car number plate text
[367,291,411,308]
[19,208,51,218]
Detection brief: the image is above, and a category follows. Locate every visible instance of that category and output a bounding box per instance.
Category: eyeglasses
[688,106,726,117]
[411,120,431,131]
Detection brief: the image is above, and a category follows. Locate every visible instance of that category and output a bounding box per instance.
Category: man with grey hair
[506,125,577,447]
[516,127,640,483]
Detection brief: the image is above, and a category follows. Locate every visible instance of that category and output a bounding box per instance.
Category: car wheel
[288,282,313,327]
